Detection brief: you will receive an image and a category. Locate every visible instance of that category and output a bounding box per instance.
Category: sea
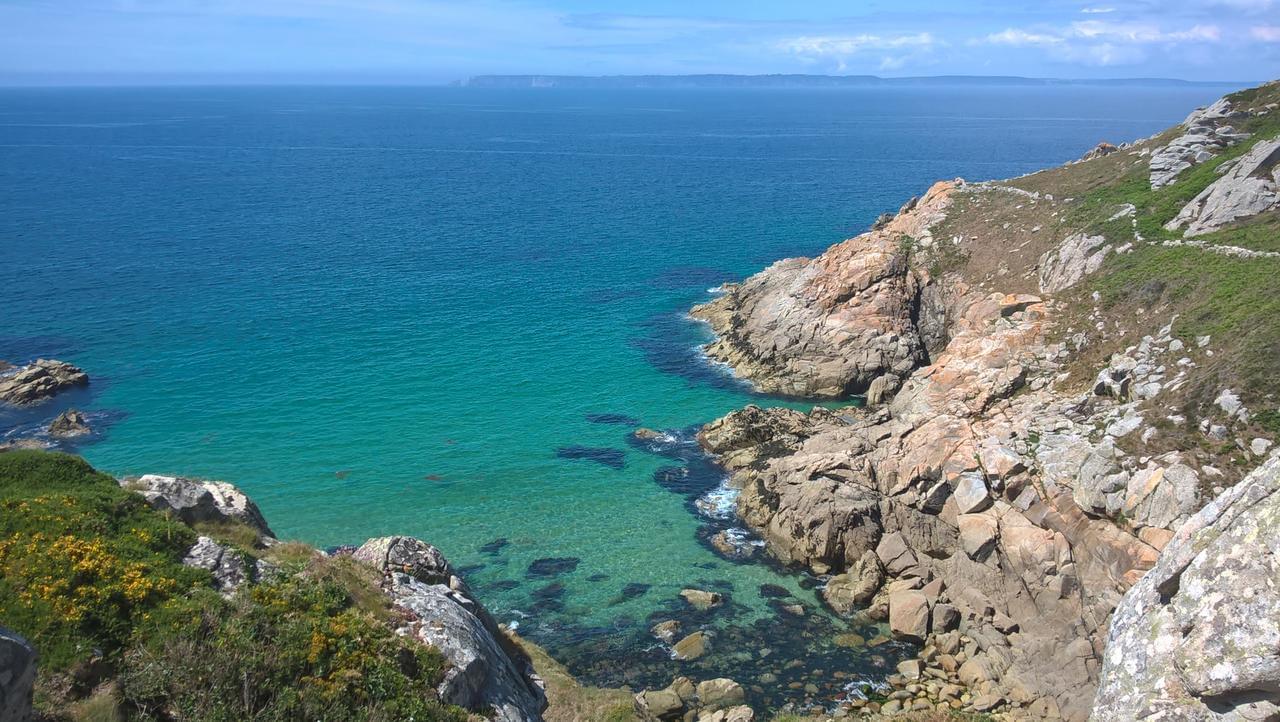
[0,82,1237,711]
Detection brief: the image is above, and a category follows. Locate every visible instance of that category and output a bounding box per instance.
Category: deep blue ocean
[0,83,1237,710]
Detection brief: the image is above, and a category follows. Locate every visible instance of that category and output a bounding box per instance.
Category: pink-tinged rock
[958,514,999,560]
[953,472,992,514]
[889,589,931,642]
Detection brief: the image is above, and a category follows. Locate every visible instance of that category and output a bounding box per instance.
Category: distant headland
[460,74,1242,89]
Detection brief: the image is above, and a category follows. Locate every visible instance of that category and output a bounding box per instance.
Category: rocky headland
[692,80,1280,720]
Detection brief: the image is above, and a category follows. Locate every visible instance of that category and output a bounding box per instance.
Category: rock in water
[0,627,36,722]
[680,588,723,610]
[48,408,91,437]
[672,631,708,660]
[1092,454,1280,720]
[0,359,88,406]
[121,474,276,538]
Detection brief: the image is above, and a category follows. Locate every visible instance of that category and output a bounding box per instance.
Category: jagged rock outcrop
[1149,98,1246,188]
[1166,136,1280,236]
[0,359,88,406]
[0,627,36,722]
[689,181,957,398]
[1081,142,1118,161]
[120,474,276,538]
[47,409,91,437]
[354,536,548,722]
[1092,453,1280,720]
[182,535,252,593]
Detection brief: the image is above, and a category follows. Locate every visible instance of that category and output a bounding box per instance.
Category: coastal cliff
[695,79,1280,720]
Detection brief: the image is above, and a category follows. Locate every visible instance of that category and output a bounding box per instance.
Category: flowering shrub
[120,563,467,721]
[0,451,200,670]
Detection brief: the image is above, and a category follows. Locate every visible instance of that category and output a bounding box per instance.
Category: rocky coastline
[691,80,1280,721]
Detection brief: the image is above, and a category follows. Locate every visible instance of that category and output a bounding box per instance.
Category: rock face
[0,627,36,722]
[1166,136,1280,236]
[691,189,1251,718]
[0,359,88,406]
[47,409,91,437]
[121,474,275,538]
[1092,454,1280,720]
[689,181,957,398]
[353,537,547,722]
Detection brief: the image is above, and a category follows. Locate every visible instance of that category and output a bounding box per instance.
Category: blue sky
[1,0,1277,83]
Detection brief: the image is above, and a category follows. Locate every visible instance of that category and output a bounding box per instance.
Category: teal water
[0,84,1237,709]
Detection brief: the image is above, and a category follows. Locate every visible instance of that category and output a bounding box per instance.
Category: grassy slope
[0,449,467,722]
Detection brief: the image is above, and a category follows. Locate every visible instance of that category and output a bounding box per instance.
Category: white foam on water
[694,477,739,521]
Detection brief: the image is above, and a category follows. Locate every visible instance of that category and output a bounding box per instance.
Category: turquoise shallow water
[0,84,1237,709]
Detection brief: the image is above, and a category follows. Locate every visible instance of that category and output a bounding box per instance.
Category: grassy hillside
[0,449,467,722]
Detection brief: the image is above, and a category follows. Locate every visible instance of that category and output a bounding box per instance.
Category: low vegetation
[0,450,467,721]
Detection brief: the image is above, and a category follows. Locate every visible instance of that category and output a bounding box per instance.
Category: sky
[0,0,1277,84]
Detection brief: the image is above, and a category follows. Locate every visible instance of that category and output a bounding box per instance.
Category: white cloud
[1253,25,1280,41]
[1081,7,1117,13]
[776,33,937,58]
[982,29,1064,46]
[1071,20,1221,43]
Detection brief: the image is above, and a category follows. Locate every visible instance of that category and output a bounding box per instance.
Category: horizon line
[0,72,1263,89]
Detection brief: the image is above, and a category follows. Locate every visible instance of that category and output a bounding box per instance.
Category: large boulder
[121,474,275,538]
[355,537,547,722]
[1166,137,1280,236]
[0,627,35,722]
[0,359,88,406]
[1092,454,1280,720]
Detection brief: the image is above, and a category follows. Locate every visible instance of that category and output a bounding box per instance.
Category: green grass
[1088,244,1280,400]
[120,573,465,722]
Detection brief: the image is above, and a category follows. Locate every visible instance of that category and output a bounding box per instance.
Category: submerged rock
[0,359,88,406]
[680,588,723,611]
[555,446,625,469]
